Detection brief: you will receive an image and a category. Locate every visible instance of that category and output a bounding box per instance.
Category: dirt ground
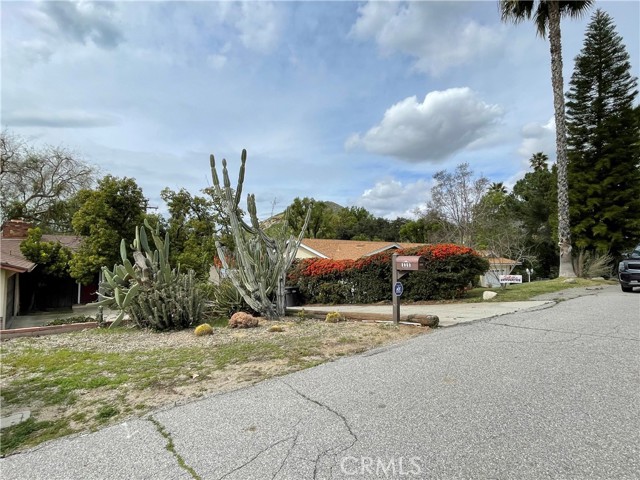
[1,317,430,454]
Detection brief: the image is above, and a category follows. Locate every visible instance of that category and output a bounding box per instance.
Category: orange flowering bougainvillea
[288,243,489,303]
[411,244,478,260]
[301,258,355,277]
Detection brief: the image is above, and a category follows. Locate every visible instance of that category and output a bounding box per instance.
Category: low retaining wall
[287,308,439,327]
[0,322,99,340]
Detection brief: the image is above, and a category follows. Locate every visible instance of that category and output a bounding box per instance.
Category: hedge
[288,244,490,304]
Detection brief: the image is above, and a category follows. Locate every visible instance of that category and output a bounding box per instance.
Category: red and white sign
[499,275,522,284]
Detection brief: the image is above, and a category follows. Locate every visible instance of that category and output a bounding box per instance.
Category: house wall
[0,270,6,329]
[0,270,19,330]
[480,265,516,288]
[296,247,320,259]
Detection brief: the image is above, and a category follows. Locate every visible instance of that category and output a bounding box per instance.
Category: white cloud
[518,117,556,160]
[346,88,502,162]
[356,178,431,219]
[235,2,282,54]
[350,1,502,74]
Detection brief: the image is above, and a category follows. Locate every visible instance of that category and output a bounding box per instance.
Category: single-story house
[0,219,97,329]
[297,238,425,261]
[478,251,522,288]
[296,239,518,288]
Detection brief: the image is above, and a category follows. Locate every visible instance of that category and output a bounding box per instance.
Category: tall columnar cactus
[209,149,310,319]
[98,220,204,329]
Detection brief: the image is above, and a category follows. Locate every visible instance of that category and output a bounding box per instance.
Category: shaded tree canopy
[511,153,558,277]
[69,175,147,284]
[20,227,73,278]
[161,187,229,279]
[0,130,96,232]
[286,197,335,239]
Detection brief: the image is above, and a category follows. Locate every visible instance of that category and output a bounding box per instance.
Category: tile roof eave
[1,261,36,273]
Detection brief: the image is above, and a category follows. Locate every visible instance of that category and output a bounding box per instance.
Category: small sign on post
[499,274,523,284]
[392,253,426,324]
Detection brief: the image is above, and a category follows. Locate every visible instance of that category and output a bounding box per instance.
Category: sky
[2,0,639,221]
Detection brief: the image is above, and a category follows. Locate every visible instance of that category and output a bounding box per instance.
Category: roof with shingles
[477,251,520,265]
[298,238,426,261]
[298,240,518,264]
[0,233,82,273]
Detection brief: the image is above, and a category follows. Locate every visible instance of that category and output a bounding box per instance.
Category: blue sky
[2,1,639,220]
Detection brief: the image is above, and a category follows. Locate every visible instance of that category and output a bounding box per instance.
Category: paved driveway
[2,286,638,479]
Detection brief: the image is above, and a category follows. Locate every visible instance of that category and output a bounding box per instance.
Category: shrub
[289,244,489,304]
[46,315,94,326]
[194,323,214,336]
[228,312,259,329]
[207,278,252,317]
[325,311,345,323]
[573,250,614,279]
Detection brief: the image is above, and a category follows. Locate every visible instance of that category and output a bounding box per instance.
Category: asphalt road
[2,287,639,480]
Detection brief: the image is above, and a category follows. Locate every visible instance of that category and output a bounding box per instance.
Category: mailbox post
[392,253,426,324]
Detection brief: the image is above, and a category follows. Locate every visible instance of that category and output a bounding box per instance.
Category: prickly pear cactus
[97,220,204,330]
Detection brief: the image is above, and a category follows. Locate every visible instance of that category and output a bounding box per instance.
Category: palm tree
[500,0,593,277]
[489,182,508,194]
[529,152,549,171]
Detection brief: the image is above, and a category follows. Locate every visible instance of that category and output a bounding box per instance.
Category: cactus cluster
[97,220,204,330]
[194,323,214,336]
[325,311,346,323]
[209,149,311,319]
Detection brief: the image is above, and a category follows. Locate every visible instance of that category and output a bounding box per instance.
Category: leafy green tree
[332,206,375,240]
[566,9,640,256]
[69,176,147,284]
[500,0,594,277]
[20,227,73,277]
[161,187,229,279]
[400,213,451,244]
[0,130,96,232]
[512,153,558,277]
[488,182,508,194]
[286,197,336,239]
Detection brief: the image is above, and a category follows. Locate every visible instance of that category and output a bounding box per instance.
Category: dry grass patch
[0,318,428,456]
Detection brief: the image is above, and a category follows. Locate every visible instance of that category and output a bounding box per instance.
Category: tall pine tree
[566,9,640,256]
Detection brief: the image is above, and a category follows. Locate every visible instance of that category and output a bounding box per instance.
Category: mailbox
[395,255,426,271]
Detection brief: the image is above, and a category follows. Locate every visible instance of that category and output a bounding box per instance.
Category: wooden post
[392,253,400,324]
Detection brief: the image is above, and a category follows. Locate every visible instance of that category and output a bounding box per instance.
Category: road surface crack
[217,435,296,480]
[281,381,358,479]
[271,431,300,480]
[148,416,202,480]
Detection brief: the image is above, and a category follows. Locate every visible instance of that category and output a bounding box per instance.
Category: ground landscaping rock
[228,312,259,328]
[483,291,498,300]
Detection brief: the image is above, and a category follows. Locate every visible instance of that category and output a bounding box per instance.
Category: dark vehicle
[618,243,640,292]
